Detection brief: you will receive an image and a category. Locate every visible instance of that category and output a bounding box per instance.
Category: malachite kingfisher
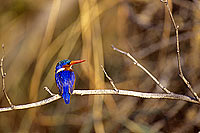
[55,59,85,104]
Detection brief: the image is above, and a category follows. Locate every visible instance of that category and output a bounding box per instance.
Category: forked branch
[112,45,171,94]
[101,65,119,92]
[160,0,199,101]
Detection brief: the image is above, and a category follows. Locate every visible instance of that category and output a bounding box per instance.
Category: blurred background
[0,0,200,132]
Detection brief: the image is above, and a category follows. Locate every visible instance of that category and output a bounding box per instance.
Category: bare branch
[0,44,14,108]
[0,94,61,113]
[112,45,171,94]
[44,86,56,96]
[101,65,119,92]
[73,90,198,104]
[0,88,199,113]
[160,0,200,101]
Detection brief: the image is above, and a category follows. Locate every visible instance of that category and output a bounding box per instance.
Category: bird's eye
[67,62,71,65]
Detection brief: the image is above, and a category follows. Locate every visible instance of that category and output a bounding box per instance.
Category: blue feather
[62,85,71,104]
[55,59,75,104]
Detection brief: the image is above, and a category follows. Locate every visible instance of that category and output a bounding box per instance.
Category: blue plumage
[55,59,85,104]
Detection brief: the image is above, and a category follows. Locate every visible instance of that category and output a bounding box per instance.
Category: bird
[55,59,85,104]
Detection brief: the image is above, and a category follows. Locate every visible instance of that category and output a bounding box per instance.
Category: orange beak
[70,60,86,66]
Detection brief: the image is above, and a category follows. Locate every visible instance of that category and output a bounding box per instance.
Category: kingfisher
[55,59,85,104]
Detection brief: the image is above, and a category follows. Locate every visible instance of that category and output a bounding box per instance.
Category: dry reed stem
[29,0,61,102]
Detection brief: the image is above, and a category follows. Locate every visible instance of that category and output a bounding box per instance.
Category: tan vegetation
[0,0,200,132]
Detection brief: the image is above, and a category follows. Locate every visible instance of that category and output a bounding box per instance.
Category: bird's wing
[55,72,63,95]
[55,71,75,104]
[61,71,75,94]
[68,72,75,94]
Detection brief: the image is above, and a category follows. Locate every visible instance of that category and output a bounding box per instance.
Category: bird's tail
[62,86,71,104]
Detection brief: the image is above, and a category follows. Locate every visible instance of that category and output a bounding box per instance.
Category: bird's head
[56,59,85,73]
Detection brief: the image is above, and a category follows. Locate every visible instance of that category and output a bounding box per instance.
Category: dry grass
[0,0,200,132]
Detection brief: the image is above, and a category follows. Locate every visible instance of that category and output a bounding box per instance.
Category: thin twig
[160,0,200,101]
[101,65,119,92]
[0,44,14,108]
[0,88,199,113]
[44,86,56,96]
[112,45,171,94]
